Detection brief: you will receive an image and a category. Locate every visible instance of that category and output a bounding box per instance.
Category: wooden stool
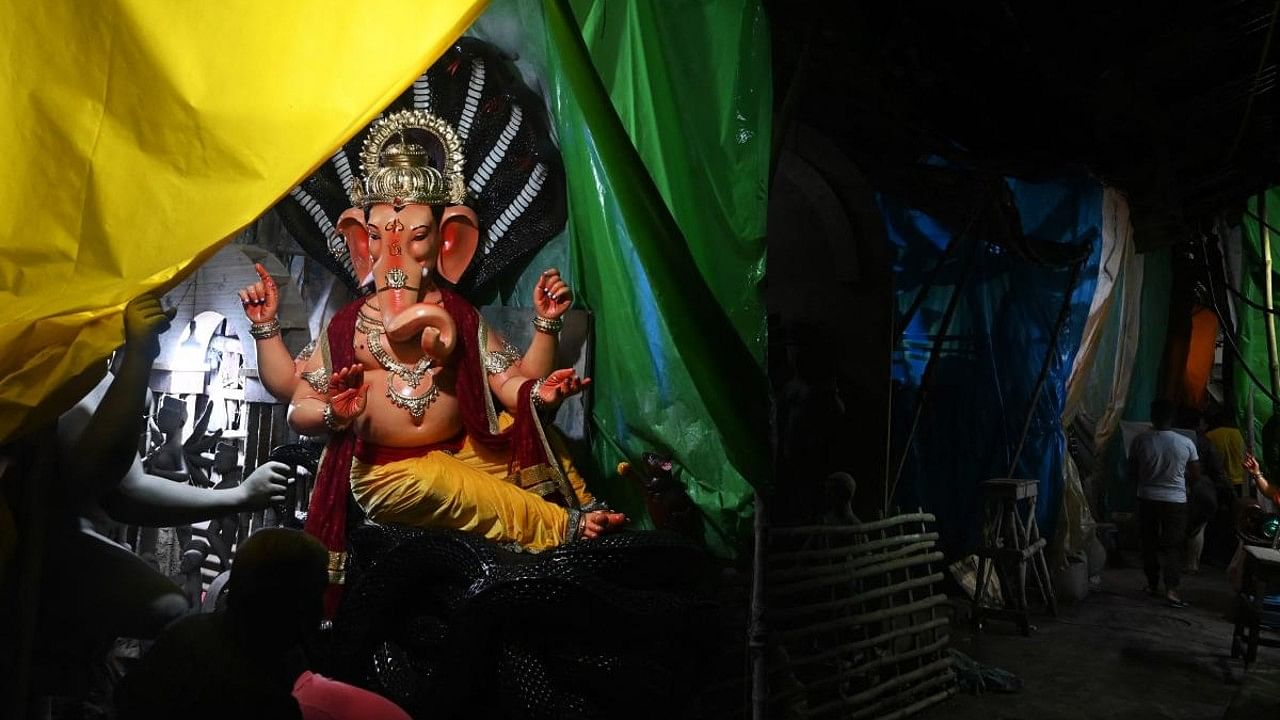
[971,479,1057,635]
[1231,545,1280,667]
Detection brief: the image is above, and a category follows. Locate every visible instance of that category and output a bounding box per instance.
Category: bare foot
[581,511,627,540]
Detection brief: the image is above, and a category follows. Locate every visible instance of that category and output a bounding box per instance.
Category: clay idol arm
[520,268,573,378]
[64,295,172,501]
[286,347,366,437]
[101,457,292,526]
[238,263,299,401]
[489,366,590,416]
[287,349,336,436]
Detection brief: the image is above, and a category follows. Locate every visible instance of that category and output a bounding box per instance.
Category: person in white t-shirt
[1128,398,1200,607]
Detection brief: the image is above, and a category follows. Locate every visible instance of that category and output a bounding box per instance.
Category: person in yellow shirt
[1206,413,1246,496]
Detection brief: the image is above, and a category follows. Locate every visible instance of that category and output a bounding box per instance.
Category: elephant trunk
[376,264,455,360]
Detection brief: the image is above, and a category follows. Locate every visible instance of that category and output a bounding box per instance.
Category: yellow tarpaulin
[0,0,488,442]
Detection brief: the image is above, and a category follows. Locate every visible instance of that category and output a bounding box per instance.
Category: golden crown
[348,110,467,208]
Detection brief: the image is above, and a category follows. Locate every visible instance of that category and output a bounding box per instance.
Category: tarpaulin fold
[542,0,767,555]
[1058,188,1141,565]
[1109,247,1173,513]
[0,0,489,441]
[468,0,768,555]
[568,0,770,362]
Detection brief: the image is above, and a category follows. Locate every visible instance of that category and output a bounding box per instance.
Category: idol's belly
[353,368,464,447]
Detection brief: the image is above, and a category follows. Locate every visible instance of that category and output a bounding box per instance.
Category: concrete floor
[922,561,1278,720]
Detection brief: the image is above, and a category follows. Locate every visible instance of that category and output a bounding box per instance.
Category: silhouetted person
[1129,398,1200,607]
[1181,411,1223,573]
[37,293,293,703]
[115,528,410,720]
[1206,411,1246,497]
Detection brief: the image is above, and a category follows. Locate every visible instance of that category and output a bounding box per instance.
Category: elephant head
[338,110,480,360]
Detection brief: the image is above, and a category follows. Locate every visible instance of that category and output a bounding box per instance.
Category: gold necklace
[355,310,383,335]
[364,326,439,418]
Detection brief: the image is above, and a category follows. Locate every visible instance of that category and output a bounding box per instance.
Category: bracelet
[530,379,548,412]
[532,315,563,335]
[566,508,586,542]
[322,403,349,432]
[249,318,281,340]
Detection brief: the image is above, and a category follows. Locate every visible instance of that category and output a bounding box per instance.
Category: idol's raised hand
[237,263,279,324]
[533,268,573,320]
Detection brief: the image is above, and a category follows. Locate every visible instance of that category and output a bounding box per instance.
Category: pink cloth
[292,671,412,720]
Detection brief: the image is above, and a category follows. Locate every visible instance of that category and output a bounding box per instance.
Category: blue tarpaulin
[881,176,1103,557]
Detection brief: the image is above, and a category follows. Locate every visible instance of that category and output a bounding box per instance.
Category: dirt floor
[921,559,1279,720]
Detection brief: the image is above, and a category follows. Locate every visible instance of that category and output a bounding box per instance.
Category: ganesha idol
[239,110,626,580]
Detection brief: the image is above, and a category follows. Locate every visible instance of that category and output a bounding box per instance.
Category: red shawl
[305,289,564,617]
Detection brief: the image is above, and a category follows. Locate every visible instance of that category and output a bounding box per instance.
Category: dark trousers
[1140,499,1188,591]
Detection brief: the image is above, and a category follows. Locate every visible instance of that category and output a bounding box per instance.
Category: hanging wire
[1221,272,1280,316]
[1225,0,1280,163]
[1199,233,1280,406]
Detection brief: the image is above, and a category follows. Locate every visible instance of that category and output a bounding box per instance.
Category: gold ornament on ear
[348,110,467,209]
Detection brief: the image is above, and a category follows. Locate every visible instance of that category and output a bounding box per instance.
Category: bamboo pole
[769,560,944,604]
[888,231,982,513]
[769,532,938,565]
[843,680,957,720]
[865,685,958,720]
[1262,191,1280,397]
[1007,256,1085,478]
[768,635,951,705]
[768,540,938,578]
[749,491,768,720]
[768,617,951,676]
[770,513,937,537]
[774,595,948,644]
[769,573,945,617]
[806,656,953,716]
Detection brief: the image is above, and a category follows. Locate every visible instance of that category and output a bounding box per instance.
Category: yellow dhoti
[349,419,596,552]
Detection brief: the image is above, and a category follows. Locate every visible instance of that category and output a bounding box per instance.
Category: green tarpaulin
[1233,191,1280,465]
[474,0,771,556]
[569,0,771,363]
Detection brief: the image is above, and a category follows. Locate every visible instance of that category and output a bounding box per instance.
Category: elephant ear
[271,37,567,301]
[336,208,374,287]
[438,206,479,286]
